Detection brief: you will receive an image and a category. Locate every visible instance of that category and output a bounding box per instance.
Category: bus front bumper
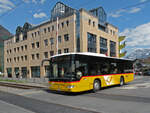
[49,82,80,92]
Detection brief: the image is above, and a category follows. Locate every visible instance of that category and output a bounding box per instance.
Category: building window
[32,43,35,49]
[113,31,115,36]
[21,67,27,78]
[21,56,24,61]
[21,46,24,51]
[14,57,16,62]
[50,38,54,45]
[58,36,61,43]
[48,27,50,32]
[17,47,19,52]
[58,49,61,54]
[10,58,11,62]
[10,49,12,54]
[44,28,47,33]
[52,25,54,31]
[36,42,39,48]
[17,57,19,62]
[7,50,9,54]
[38,31,40,35]
[66,20,69,26]
[25,55,27,61]
[31,66,40,78]
[61,22,64,28]
[110,41,116,57]
[16,35,19,43]
[87,32,97,53]
[32,33,34,38]
[110,30,113,35]
[100,37,107,55]
[93,21,95,27]
[44,52,48,58]
[36,53,39,59]
[35,32,37,37]
[7,58,9,63]
[88,19,91,25]
[25,45,27,50]
[14,48,16,52]
[32,54,35,60]
[64,34,69,41]
[50,51,54,56]
[44,39,48,46]
[23,34,27,40]
[64,48,69,53]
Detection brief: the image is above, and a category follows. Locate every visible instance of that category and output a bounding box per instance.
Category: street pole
[56,17,59,55]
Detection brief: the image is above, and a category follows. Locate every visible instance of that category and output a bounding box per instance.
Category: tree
[119,36,127,58]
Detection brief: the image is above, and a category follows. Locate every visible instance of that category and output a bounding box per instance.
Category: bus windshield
[50,55,76,80]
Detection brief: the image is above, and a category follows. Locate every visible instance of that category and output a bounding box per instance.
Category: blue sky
[0,0,150,54]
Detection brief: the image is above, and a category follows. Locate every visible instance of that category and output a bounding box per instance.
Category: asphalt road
[1,76,150,113]
[0,91,97,113]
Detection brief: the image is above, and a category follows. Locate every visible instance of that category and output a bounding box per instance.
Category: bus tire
[120,77,124,86]
[93,79,101,93]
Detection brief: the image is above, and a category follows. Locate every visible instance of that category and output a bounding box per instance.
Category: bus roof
[51,52,133,61]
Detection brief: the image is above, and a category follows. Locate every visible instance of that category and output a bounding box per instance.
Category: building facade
[4,2,119,78]
[0,25,12,73]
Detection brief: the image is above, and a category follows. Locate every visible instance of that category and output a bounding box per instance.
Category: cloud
[23,0,46,4]
[40,0,46,4]
[0,0,15,13]
[0,4,12,10]
[129,7,141,13]
[32,0,37,4]
[140,0,147,2]
[109,7,141,18]
[33,12,47,18]
[109,9,126,18]
[23,0,30,3]
[120,22,150,50]
[0,0,15,7]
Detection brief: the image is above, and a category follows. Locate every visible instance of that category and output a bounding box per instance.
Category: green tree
[119,36,127,58]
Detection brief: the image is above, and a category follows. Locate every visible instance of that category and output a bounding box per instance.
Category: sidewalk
[0,77,49,87]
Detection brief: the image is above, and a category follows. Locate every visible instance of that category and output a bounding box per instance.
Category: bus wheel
[93,79,101,93]
[120,77,124,86]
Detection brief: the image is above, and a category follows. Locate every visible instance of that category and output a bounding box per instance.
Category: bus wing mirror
[41,59,50,67]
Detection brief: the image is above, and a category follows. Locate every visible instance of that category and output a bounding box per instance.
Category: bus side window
[110,63,117,74]
[117,63,124,73]
[75,60,88,76]
[101,62,109,75]
[88,63,97,75]
[89,64,96,75]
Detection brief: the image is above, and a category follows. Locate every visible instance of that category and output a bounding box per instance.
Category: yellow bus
[48,52,134,92]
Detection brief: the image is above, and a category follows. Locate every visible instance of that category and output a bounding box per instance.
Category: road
[1,76,150,113]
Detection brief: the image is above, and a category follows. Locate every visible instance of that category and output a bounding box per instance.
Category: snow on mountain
[126,48,150,59]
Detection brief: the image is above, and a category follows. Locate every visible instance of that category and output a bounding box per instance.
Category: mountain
[0,25,12,41]
[126,48,150,59]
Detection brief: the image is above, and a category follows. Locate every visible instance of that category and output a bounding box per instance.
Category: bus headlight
[67,85,75,89]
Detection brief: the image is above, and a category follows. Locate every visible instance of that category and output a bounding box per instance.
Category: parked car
[143,71,150,76]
